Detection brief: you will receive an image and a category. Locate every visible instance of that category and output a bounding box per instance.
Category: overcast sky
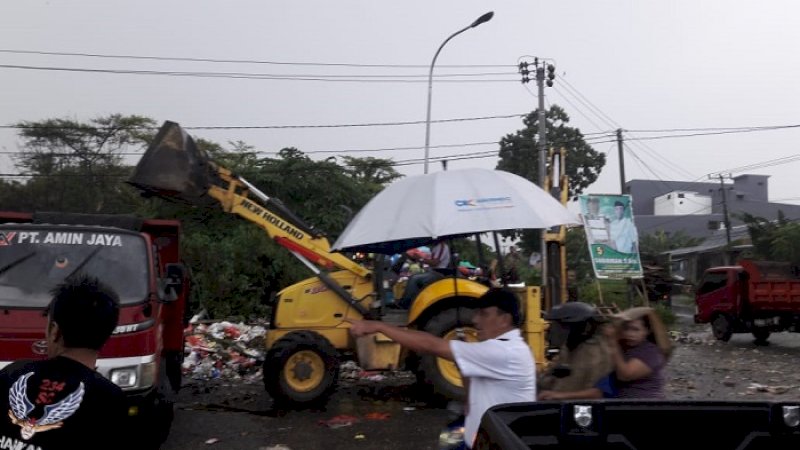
[2,1,800,208]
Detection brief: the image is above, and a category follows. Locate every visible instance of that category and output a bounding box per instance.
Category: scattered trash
[403,407,416,412]
[746,383,794,395]
[340,361,362,380]
[318,414,360,429]
[205,438,220,445]
[260,446,292,450]
[354,433,366,440]
[364,412,391,420]
[182,320,267,381]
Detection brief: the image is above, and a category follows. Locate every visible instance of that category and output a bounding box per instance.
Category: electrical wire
[0,49,518,69]
[557,76,696,180]
[0,64,520,83]
[0,114,528,131]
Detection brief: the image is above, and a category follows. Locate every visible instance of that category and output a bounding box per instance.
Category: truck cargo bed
[476,400,800,450]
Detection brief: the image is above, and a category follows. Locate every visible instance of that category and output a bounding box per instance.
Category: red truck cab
[0,211,187,446]
[695,259,800,343]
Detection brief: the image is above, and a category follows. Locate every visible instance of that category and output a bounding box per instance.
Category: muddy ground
[162,303,800,450]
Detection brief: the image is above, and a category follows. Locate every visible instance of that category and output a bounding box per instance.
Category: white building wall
[654,191,712,215]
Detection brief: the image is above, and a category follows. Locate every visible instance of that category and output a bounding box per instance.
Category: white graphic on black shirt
[7,372,85,440]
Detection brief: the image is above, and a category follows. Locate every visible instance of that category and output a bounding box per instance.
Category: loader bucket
[129,121,218,204]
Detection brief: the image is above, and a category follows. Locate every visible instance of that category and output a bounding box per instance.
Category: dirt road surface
[162,309,800,450]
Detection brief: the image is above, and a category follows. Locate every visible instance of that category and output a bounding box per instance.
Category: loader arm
[207,166,370,278]
[128,120,371,281]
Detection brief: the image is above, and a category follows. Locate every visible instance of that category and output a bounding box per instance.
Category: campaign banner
[578,194,642,278]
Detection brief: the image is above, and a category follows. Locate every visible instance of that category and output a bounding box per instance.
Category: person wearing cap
[537,302,613,400]
[347,288,535,449]
[609,200,638,254]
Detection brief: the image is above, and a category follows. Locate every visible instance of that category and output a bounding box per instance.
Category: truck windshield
[0,229,149,308]
[697,272,729,295]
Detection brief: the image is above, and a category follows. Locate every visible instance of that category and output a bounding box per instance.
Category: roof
[665,225,751,257]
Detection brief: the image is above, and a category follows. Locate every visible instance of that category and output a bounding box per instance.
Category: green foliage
[577,279,628,305]
[5,115,402,319]
[496,105,606,199]
[495,105,606,253]
[142,147,400,318]
[638,230,702,264]
[652,303,676,328]
[11,114,155,213]
[566,227,593,282]
[341,156,402,197]
[739,211,800,265]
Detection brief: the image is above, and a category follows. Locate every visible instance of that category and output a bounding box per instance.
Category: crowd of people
[350,289,672,449]
[0,265,670,450]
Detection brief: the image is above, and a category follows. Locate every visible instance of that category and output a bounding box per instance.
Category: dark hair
[48,274,120,350]
[614,200,626,208]
[477,288,522,327]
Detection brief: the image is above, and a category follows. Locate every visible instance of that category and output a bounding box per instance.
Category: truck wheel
[752,328,771,345]
[711,314,732,342]
[263,331,339,407]
[418,308,477,401]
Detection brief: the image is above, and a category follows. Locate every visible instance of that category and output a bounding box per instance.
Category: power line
[0,64,519,83]
[703,153,800,179]
[550,86,609,132]
[628,125,800,133]
[557,76,696,180]
[0,113,528,131]
[627,125,800,141]
[0,49,517,69]
[0,135,615,157]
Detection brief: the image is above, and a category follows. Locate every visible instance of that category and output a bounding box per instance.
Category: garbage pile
[183,321,267,381]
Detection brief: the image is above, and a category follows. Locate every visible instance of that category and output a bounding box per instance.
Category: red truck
[695,259,800,343]
[0,211,188,447]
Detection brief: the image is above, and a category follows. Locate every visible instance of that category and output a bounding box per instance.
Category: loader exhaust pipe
[128,121,219,204]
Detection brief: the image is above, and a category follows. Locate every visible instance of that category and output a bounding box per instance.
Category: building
[625,175,800,283]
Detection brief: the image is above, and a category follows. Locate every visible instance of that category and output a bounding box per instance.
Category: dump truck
[695,259,800,343]
[129,121,565,407]
[0,211,188,447]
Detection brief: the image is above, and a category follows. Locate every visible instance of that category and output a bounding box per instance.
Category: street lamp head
[470,11,494,28]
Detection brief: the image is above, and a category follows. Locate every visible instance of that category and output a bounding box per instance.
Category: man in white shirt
[347,288,536,448]
[609,200,638,254]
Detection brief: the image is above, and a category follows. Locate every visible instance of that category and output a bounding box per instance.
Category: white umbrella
[332,168,579,254]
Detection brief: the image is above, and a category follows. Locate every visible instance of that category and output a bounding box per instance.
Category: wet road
[162,310,800,450]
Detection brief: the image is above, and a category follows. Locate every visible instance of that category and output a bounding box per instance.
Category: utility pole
[519,58,557,305]
[710,173,733,264]
[617,128,626,194]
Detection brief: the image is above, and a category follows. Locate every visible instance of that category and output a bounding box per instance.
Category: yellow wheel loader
[130,121,561,407]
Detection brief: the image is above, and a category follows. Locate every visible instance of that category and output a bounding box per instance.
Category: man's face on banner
[614,204,625,219]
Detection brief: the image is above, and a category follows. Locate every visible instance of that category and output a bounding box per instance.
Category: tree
[638,230,703,264]
[565,228,593,282]
[342,156,402,197]
[496,105,606,253]
[11,114,155,213]
[497,105,606,197]
[142,146,400,318]
[739,211,800,264]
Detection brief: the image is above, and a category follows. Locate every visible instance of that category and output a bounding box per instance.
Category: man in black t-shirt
[0,274,129,450]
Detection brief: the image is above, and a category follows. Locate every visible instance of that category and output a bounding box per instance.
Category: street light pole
[423,11,494,174]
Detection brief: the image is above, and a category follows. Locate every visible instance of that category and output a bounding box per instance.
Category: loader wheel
[711,314,732,342]
[752,328,771,345]
[263,331,339,407]
[418,308,477,401]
